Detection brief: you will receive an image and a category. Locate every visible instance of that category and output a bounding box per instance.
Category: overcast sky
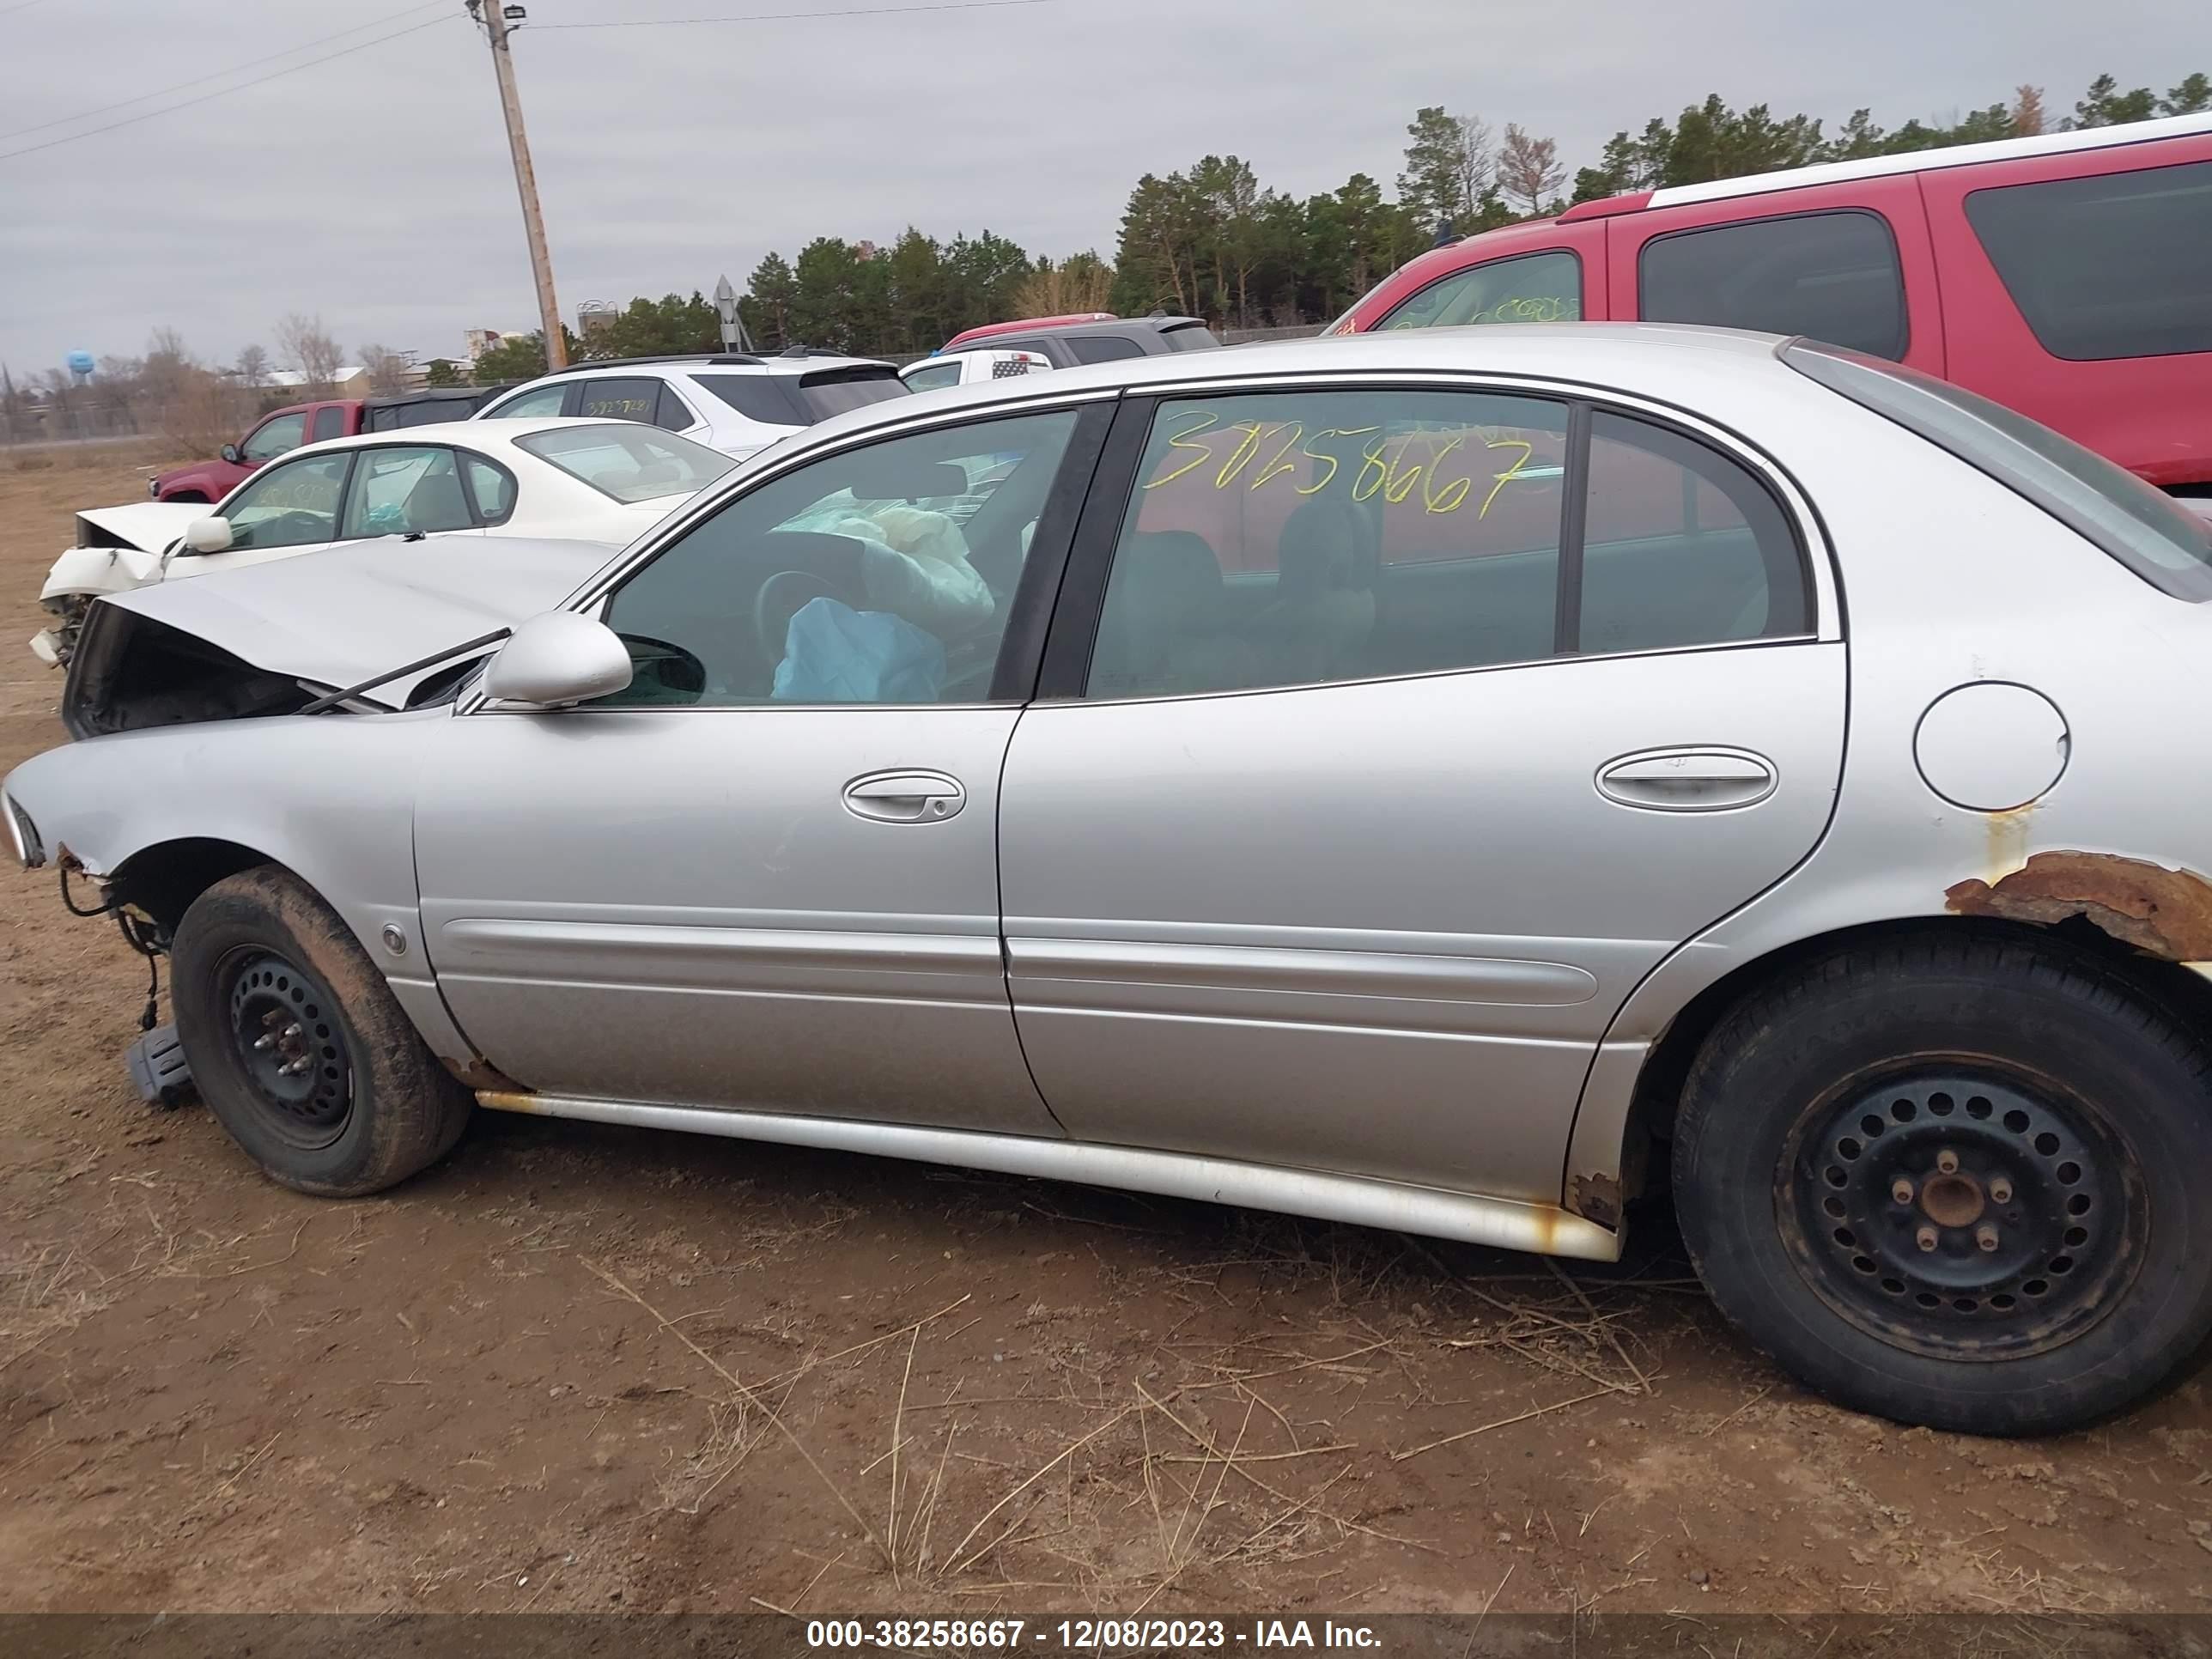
[0,0,2200,374]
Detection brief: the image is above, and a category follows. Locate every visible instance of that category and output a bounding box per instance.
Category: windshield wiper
[297,627,512,717]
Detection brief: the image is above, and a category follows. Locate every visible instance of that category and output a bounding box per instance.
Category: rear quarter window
[1964,160,2212,361]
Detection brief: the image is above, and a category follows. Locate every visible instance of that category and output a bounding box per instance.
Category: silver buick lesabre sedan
[9,325,2212,1437]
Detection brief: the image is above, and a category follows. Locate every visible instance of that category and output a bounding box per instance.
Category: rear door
[1614,176,1944,374]
[1920,135,2212,488]
[999,378,1844,1204]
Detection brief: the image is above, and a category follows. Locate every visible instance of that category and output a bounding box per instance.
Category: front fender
[0,711,490,1071]
[40,544,161,604]
[4,708,445,945]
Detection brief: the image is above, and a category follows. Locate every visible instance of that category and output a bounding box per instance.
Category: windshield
[1782,340,2212,601]
[514,423,735,504]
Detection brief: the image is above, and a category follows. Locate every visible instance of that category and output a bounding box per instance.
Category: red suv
[1328,112,2212,500]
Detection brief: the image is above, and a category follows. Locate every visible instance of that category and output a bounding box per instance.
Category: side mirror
[220,443,243,465]
[183,517,233,554]
[483,611,632,708]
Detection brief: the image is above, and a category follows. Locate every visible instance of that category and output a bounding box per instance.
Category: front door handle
[1596,748,1778,811]
[842,769,966,823]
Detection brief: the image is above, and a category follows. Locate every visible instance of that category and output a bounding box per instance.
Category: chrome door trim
[434,916,1005,1000]
[477,1090,1623,1261]
[1011,938,1599,1006]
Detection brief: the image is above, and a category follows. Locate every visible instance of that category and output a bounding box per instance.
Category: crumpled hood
[76,500,206,553]
[99,532,623,698]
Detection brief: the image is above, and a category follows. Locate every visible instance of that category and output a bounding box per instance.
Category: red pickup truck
[147,387,507,501]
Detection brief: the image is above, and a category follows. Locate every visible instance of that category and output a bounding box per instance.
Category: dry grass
[0,1242,125,1369]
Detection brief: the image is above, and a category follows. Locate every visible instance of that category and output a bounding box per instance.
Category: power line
[0,13,459,164]
[534,0,1061,27]
[0,0,449,142]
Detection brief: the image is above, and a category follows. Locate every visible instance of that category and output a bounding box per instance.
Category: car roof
[497,351,894,386]
[262,415,674,463]
[814,322,1792,431]
[1560,108,2212,219]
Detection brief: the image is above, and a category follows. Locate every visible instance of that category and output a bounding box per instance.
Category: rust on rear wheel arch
[1945,851,2212,962]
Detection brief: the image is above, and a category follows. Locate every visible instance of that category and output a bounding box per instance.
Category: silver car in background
[9,325,2212,1437]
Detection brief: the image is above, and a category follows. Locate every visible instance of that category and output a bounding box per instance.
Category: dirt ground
[2,445,2209,1622]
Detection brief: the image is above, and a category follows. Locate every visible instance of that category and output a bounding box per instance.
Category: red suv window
[1638,210,1908,359]
[1963,159,2212,362]
[1378,249,1583,331]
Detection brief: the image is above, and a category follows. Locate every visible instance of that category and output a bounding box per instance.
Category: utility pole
[471,1,566,370]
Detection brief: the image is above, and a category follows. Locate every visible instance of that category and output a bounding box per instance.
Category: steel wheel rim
[219,947,354,1151]
[1778,1065,2144,1360]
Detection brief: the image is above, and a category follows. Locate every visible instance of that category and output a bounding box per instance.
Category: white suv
[472,350,908,460]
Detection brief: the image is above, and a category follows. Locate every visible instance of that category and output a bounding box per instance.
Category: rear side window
[1380,250,1583,331]
[1784,340,2212,599]
[1066,336,1146,363]
[310,406,346,443]
[514,422,736,503]
[1578,411,1808,653]
[574,378,661,423]
[902,361,964,392]
[796,368,909,417]
[1964,161,2212,361]
[653,383,695,432]
[695,373,801,427]
[1640,210,1908,359]
[1085,387,1810,701]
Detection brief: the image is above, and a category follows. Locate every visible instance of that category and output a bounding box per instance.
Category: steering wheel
[753,569,842,665]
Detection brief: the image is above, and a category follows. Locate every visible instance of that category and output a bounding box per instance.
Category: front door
[1000,382,1845,1200]
[412,403,1103,1133]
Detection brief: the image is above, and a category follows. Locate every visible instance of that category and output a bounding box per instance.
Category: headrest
[1277,498,1377,595]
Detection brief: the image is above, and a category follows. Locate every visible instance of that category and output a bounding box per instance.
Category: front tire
[1674,933,2212,1435]
[170,866,471,1195]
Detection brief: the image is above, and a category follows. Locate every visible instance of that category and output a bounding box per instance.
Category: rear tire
[1674,933,2212,1435]
[170,866,471,1196]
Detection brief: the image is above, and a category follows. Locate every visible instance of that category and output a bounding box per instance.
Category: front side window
[1085,387,1808,700]
[240,412,306,462]
[465,456,517,523]
[483,384,569,419]
[1639,210,1908,359]
[310,406,346,443]
[1965,161,2212,362]
[339,447,476,539]
[1379,250,1583,331]
[1784,339,2212,599]
[218,451,352,550]
[597,410,1079,708]
[514,423,736,504]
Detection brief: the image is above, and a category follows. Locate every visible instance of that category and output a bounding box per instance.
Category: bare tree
[1498,124,1566,216]
[276,313,343,396]
[234,343,270,386]
[1451,114,1495,224]
[358,343,413,396]
[2012,84,2048,136]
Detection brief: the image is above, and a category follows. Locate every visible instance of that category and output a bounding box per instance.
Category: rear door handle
[842,769,966,823]
[1596,748,1777,811]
